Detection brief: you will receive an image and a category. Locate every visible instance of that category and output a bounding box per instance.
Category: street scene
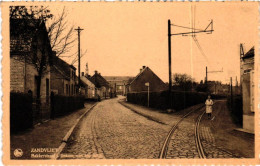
[9,3,256,160]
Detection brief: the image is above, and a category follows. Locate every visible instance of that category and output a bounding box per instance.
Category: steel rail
[195,111,206,158]
[159,105,204,159]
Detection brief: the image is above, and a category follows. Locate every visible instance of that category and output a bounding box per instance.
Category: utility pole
[230,77,233,109]
[75,26,84,89]
[167,19,213,109]
[168,19,172,109]
[205,66,208,84]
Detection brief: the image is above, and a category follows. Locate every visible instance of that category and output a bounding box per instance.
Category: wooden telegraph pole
[230,77,233,109]
[168,20,172,109]
[75,26,84,88]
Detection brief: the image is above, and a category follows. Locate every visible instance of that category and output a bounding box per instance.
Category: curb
[52,103,98,159]
[118,100,167,125]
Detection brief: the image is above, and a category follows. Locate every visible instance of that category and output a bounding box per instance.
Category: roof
[10,18,47,54]
[52,55,76,77]
[129,66,165,86]
[90,72,110,88]
[80,76,95,87]
[103,76,134,85]
[129,66,149,85]
[52,65,70,80]
[242,47,254,59]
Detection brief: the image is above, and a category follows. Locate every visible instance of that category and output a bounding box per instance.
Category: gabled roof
[80,76,95,87]
[10,18,48,54]
[242,47,254,59]
[129,66,148,85]
[103,76,134,82]
[52,54,76,78]
[90,72,110,88]
[129,66,165,86]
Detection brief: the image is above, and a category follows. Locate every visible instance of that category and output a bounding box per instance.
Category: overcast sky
[48,2,258,84]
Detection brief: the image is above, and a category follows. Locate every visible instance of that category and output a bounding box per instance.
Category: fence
[10,92,85,132]
[127,90,226,111]
[50,94,85,118]
[10,92,33,133]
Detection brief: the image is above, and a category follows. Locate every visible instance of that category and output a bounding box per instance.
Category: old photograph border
[1,1,260,165]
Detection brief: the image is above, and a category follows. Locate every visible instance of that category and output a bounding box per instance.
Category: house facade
[10,19,52,105]
[90,71,111,99]
[80,72,96,99]
[240,47,255,133]
[128,66,167,93]
[50,53,77,96]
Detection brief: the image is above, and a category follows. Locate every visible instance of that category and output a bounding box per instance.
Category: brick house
[50,53,77,96]
[128,66,167,92]
[240,46,255,133]
[10,19,52,105]
[90,71,111,99]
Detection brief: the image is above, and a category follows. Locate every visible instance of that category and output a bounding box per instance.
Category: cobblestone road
[61,98,170,159]
[166,106,241,159]
[61,98,244,159]
[200,116,241,158]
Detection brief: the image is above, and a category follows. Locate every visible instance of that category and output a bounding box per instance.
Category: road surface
[61,97,170,159]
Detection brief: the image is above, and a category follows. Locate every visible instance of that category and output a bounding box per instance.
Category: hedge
[10,92,33,133]
[51,94,85,118]
[127,90,226,111]
[227,95,243,126]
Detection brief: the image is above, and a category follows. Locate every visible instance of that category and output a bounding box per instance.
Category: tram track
[159,105,206,159]
[195,111,206,158]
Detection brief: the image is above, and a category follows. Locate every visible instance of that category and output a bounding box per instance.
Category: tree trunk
[36,75,42,103]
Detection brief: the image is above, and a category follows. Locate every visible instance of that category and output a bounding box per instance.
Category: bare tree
[172,73,194,91]
[47,7,76,57]
[10,6,75,102]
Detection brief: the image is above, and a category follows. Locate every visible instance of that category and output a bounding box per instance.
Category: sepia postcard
[1,1,259,165]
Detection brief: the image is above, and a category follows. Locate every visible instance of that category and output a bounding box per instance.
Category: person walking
[205,95,214,119]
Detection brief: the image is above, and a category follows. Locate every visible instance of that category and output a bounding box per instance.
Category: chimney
[143,66,146,69]
[95,70,98,74]
[82,72,84,76]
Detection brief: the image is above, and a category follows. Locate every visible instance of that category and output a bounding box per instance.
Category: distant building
[128,66,167,92]
[103,76,134,95]
[50,52,77,96]
[240,46,254,133]
[90,71,111,99]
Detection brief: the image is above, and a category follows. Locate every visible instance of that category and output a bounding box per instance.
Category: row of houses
[10,18,114,121]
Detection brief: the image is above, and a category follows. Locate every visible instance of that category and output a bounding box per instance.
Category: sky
[48,2,258,84]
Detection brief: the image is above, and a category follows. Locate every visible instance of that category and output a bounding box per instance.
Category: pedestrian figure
[205,95,213,119]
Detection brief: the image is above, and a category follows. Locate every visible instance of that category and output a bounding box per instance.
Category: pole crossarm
[171,29,213,36]
[207,70,223,73]
[171,20,213,36]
